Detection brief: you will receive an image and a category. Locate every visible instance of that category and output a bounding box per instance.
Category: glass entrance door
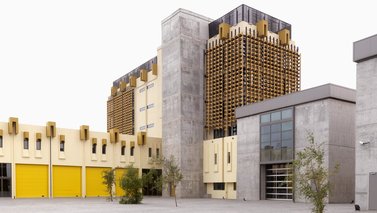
[0,163,11,197]
[266,164,292,200]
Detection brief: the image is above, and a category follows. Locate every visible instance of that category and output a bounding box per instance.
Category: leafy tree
[292,132,339,213]
[119,165,143,204]
[161,155,183,207]
[102,168,115,202]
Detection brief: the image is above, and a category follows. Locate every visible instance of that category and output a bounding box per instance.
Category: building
[354,34,377,210]
[109,4,301,198]
[0,118,161,198]
[234,84,355,202]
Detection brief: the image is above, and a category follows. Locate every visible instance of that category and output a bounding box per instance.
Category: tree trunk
[174,186,177,207]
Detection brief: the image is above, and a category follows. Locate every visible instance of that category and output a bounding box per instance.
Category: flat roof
[353,34,377,63]
[236,84,355,119]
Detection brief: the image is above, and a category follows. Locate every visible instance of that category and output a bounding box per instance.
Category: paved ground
[0,196,374,213]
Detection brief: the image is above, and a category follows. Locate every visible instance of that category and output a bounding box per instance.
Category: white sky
[0,0,376,131]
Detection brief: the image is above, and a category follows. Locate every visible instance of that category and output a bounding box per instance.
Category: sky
[0,0,376,132]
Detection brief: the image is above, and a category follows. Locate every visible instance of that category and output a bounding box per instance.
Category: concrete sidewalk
[0,197,372,213]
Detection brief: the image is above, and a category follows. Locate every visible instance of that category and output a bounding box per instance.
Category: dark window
[59,141,64,152]
[92,143,97,154]
[23,139,29,150]
[130,146,135,156]
[214,129,224,139]
[214,153,217,165]
[36,139,41,151]
[213,183,225,190]
[0,136,3,148]
[228,125,237,136]
[227,152,231,164]
[121,145,125,156]
[233,182,237,191]
[156,148,160,159]
[102,144,106,155]
[148,148,152,158]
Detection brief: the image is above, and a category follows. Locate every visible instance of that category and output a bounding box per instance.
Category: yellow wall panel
[86,167,110,197]
[16,164,48,198]
[115,168,126,196]
[53,166,81,197]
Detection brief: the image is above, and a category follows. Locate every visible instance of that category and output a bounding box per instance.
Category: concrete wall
[295,100,331,203]
[355,57,377,210]
[296,99,355,203]
[328,99,355,203]
[161,9,211,198]
[237,115,260,200]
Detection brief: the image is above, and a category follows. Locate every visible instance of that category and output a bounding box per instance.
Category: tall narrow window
[0,136,3,148]
[228,152,231,164]
[156,148,160,159]
[214,153,217,165]
[102,144,107,155]
[148,147,152,158]
[36,139,41,151]
[130,146,134,156]
[23,138,29,150]
[59,141,65,152]
[121,145,126,156]
[92,143,97,154]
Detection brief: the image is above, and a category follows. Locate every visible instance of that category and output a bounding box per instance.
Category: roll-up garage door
[16,164,48,198]
[86,167,110,197]
[53,166,81,197]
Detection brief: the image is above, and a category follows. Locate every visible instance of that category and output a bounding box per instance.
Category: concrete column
[161,9,212,198]
[354,34,377,210]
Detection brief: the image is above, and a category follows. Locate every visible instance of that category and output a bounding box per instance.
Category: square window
[282,121,293,131]
[282,109,293,119]
[271,111,281,121]
[261,114,270,123]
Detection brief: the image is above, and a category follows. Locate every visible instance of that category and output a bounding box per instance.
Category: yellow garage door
[86,167,110,197]
[115,168,126,196]
[16,164,48,198]
[53,166,81,197]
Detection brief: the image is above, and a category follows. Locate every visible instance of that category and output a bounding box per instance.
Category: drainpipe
[49,136,52,199]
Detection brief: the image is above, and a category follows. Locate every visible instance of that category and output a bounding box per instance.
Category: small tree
[119,165,143,204]
[293,132,339,213]
[102,168,115,202]
[161,155,183,207]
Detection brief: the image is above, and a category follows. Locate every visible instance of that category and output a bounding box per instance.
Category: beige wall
[0,119,161,198]
[203,136,237,199]
[134,49,162,139]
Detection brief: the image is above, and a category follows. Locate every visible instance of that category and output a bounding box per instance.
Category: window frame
[259,107,294,164]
